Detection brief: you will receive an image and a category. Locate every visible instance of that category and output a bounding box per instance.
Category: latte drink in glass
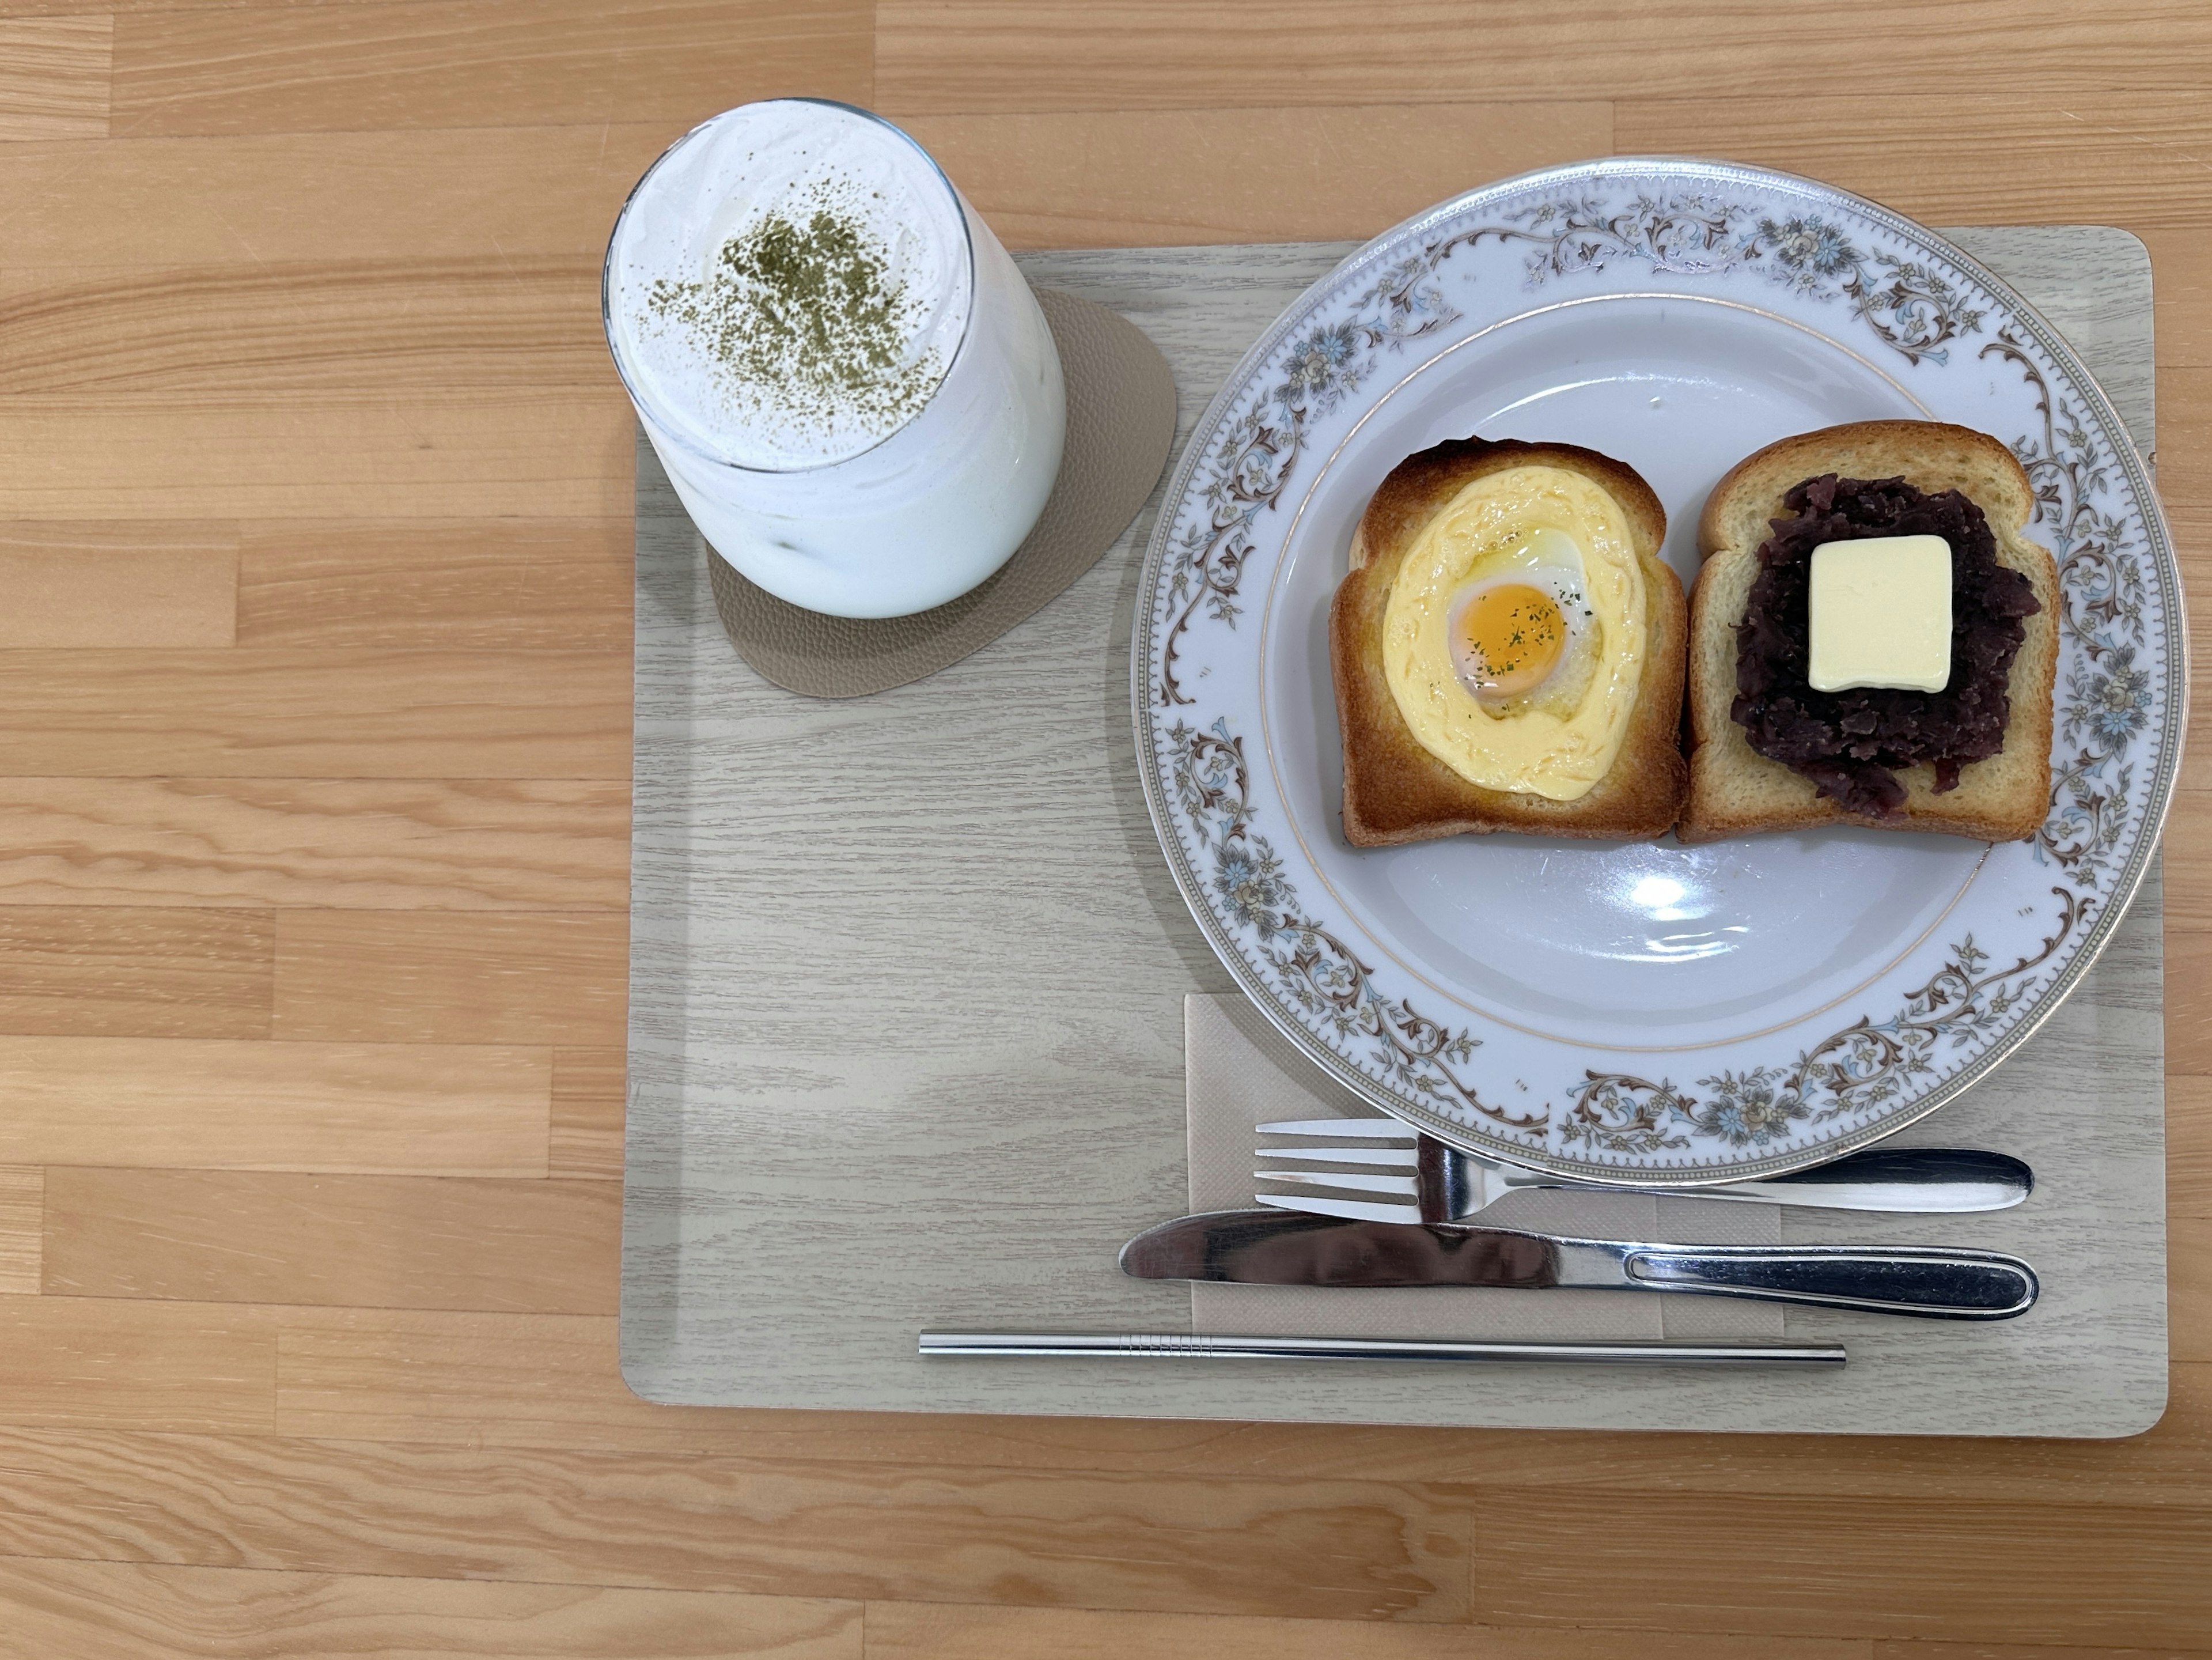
[604,99,1067,619]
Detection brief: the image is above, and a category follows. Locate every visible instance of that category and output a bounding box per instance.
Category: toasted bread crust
[1679,420,2058,845]
[1696,418,2035,561]
[1330,436,1688,845]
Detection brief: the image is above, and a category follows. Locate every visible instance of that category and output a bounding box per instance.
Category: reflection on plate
[1133,160,2181,1183]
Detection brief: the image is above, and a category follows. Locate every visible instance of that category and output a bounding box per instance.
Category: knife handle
[1619,1243,2037,1319]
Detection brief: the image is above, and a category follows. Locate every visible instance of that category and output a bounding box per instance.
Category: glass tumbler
[603,99,1067,619]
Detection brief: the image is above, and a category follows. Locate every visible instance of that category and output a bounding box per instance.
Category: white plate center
[1264,293,1988,1051]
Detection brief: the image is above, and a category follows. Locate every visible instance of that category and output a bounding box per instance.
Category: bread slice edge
[1679,421,2059,845]
[1332,436,1688,845]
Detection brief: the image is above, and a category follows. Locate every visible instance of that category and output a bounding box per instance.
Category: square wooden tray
[622,229,2165,1435]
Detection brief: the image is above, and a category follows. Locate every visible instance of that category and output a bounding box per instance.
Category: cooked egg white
[1444,528,1598,714]
[1380,464,1646,801]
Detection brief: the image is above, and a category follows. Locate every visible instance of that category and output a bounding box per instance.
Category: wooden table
[0,5,2202,1654]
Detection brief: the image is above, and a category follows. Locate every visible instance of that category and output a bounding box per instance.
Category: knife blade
[1119,1209,2037,1319]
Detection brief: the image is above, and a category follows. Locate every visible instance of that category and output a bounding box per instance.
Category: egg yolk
[1456,583,1565,698]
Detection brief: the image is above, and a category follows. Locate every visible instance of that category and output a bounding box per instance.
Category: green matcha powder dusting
[643,192,942,447]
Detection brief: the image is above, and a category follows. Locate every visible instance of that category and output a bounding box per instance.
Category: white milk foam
[608,100,973,471]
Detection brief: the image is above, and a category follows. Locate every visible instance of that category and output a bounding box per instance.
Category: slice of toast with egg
[1679,420,2058,845]
[1329,436,1688,846]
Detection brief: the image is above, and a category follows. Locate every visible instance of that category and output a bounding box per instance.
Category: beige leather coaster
[702,288,1176,698]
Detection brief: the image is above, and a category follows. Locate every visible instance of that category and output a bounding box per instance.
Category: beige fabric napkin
[1186,993,1785,1340]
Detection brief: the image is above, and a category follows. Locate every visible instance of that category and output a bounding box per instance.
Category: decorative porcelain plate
[1132,158,2183,1183]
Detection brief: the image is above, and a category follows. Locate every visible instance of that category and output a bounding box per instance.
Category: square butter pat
[1807,534,1953,693]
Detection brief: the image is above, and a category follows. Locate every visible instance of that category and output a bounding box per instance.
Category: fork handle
[1529,1147,2034,1214]
[1609,1243,2037,1319]
[1657,1148,2033,1212]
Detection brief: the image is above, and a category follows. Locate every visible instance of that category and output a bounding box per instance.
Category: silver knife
[1120,1209,2037,1320]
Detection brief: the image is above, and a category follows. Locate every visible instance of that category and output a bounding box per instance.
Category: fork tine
[1254,1169,1418,1197]
[1256,1118,1413,1139]
[1254,1144,1419,1167]
[1254,1192,1419,1224]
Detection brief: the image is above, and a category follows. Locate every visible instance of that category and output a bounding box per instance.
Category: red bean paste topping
[1731,473,2039,819]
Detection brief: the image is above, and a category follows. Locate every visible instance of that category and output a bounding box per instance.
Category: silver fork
[1255,1117,2033,1223]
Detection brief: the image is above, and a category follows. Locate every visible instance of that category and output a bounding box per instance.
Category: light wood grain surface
[0,3,2206,1654]
[624,232,2164,1434]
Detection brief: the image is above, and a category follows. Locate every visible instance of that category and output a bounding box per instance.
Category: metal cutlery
[1255,1118,2033,1223]
[921,1331,1846,1366]
[1121,1208,2039,1319]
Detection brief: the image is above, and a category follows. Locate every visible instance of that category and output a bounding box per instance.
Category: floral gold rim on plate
[1132,158,2183,1185]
